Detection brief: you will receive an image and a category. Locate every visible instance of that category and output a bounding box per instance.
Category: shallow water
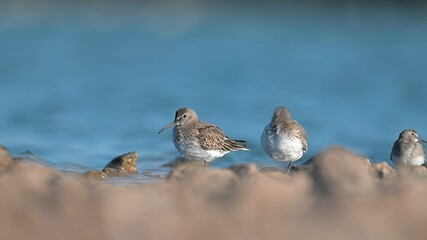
[1,4,426,180]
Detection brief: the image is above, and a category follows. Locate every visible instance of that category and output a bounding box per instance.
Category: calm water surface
[1,6,426,181]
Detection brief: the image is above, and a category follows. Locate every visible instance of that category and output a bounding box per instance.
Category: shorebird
[158,108,248,167]
[261,107,307,174]
[390,129,426,166]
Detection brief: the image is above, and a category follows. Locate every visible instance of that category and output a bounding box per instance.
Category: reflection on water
[1,3,426,180]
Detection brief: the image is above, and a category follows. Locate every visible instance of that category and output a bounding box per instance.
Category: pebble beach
[2,145,427,240]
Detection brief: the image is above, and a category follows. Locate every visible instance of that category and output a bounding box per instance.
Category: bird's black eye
[412,132,415,136]
[183,114,187,118]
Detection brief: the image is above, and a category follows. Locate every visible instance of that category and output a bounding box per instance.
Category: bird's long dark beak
[421,138,427,144]
[158,121,176,134]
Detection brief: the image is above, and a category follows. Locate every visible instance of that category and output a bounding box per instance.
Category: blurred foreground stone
[0,145,15,172]
[310,146,374,196]
[1,145,427,240]
[372,161,396,179]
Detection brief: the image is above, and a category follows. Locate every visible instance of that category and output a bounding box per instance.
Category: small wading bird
[261,107,308,174]
[391,129,426,166]
[158,108,248,168]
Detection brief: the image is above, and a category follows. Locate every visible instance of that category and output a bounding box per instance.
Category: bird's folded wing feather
[197,125,245,151]
[290,120,308,152]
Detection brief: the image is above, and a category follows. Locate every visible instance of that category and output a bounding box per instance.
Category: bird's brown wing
[197,124,247,151]
[293,120,308,152]
[276,120,307,152]
[390,140,400,160]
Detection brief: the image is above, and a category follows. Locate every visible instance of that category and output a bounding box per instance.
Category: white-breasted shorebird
[261,107,307,174]
[391,129,426,166]
[158,108,248,167]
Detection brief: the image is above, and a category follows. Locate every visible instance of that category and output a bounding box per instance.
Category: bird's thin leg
[286,161,292,175]
[204,160,207,169]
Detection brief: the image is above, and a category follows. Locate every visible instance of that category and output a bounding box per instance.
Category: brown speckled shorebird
[261,107,308,174]
[158,108,248,168]
[391,129,426,166]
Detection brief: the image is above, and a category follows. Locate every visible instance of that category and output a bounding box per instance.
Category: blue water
[1,5,426,179]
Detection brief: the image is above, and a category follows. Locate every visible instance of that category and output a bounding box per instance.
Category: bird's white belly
[261,130,303,162]
[393,154,425,166]
[174,139,226,162]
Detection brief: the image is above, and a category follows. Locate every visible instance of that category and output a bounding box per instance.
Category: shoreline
[1,145,427,239]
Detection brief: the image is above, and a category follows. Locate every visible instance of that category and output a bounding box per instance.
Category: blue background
[1,2,426,176]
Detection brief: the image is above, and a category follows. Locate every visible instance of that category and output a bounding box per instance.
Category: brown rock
[394,164,427,178]
[372,162,396,179]
[168,163,239,204]
[228,163,258,179]
[167,161,205,181]
[359,156,372,168]
[0,145,14,172]
[259,167,290,181]
[310,146,375,196]
[259,166,284,173]
[102,152,138,176]
[305,149,371,169]
[0,161,106,240]
[413,165,427,177]
[81,152,138,179]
